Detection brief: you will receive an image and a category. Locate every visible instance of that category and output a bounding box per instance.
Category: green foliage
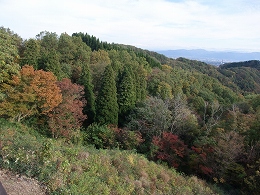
[72,32,106,51]
[78,64,96,125]
[89,49,111,92]
[20,38,40,69]
[224,162,246,188]
[95,65,119,125]
[37,31,63,79]
[0,27,21,102]
[134,65,148,101]
[84,123,116,149]
[127,96,172,139]
[58,33,76,64]
[2,27,260,194]
[250,95,260,111]
[117,66,136,125]
[0,119,221,195]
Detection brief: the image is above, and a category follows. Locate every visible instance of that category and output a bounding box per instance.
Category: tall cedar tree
[117,66,136,126]
[78,64,96,125]
[135,65,147,102]
[95,65,118,125]
[48,78,86,139]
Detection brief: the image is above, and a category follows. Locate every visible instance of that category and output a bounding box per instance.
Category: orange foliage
[0,65,62,121]
[21,65,62,114]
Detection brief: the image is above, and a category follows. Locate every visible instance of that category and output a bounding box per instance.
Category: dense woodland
[1,26,260,194]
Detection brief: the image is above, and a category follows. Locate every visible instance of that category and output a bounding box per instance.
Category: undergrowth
[0,119,223,194]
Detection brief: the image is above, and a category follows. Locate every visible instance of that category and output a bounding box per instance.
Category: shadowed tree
[117,66,136,126]
[95,65,118,125]
[78,64,96,125]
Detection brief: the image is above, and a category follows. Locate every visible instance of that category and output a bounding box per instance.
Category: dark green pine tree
[79,64,96,126]
[117,66,136,126]
[95,65,118,125]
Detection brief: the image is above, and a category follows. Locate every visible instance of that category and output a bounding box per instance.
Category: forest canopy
[1,26,260,194]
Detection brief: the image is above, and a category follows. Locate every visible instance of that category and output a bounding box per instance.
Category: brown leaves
[48,78,86,139]
[21,65,62,114]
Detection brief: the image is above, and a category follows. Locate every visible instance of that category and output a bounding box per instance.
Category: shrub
[84,123,116,149]
[111,126,144,150]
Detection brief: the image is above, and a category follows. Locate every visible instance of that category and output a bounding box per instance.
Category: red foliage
[199,165,213,175]
[48,78,87,139]
[152,132,187,168]
[109,126,144,150]
[191,145,214,176]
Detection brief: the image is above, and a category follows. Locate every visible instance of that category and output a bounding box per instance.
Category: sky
[1,0,260,52]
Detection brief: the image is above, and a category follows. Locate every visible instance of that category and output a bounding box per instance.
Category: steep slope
[0,119,222,195]
[219,60,260,94]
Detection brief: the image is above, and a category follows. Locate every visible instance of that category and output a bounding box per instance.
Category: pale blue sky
[1,0,260,52]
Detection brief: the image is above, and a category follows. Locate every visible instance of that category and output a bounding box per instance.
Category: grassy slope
[0,119,223,195]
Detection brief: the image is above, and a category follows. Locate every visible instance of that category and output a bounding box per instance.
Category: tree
[78,64,96,125]
[20,38,40,69]
[168,94,198,137]
[95,65,118,125]
[90,49,111,93]
[157,81,173,100]
[203,100,223,135]
[37,31,62,79]
[127,96,172,138]
[0,27,21,101]
[135,65,147,102]
[48,78,87,139]
[58,33,76,64]
[0,65,62,121]
[212,130,245,186]
[152,132,187,168]
[117,66,136,126]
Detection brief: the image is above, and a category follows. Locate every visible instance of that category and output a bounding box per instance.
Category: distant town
[158,49,260,66]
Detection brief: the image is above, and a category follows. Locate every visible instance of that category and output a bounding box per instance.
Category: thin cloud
[0,0,259,52]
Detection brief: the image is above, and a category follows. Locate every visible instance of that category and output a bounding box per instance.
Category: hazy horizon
[1,0,260,52]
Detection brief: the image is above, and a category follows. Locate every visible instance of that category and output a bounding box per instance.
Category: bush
[111,126,144,150]
[84,123,116,149]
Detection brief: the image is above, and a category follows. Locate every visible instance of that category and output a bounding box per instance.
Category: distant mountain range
[157,49,260,66]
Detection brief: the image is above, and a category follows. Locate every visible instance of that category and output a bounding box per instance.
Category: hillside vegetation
[0,119,221,194]
[1,26,260,194]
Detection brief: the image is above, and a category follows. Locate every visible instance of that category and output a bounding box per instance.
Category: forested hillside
[1,27,260,194]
